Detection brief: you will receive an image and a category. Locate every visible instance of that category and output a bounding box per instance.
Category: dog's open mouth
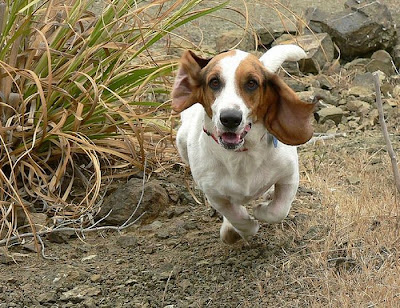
[219,124,251,150]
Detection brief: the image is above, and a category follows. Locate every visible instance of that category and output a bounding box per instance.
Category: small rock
[22,242,38,253]
[366,50,395,76]
[347,86,375,101]
[90,274,102,283]
[216,29,255,52]
[97,178,169,225]
[343,58,370,71]
[316,75,334,90]
[174,207,186,216]
[165,184,179,202]
[81,255,97,262]
[47,230,75,244]
[30,212,48,227]
[37,291,57,303]
[383,99,398,109]
[275,33,334,73]
[316,106,344,124]
[60,285,101,303]
[116,235,138,248]
[312,88,337,105]
[352,72,375,91]
[347,176,361,185]
[392,44,400,70]
[296,91,314,102]
[142,220,163,231]
[346,100,371,116]
[392,85,400,98]
[156,230,170,240]
[256,21,298,46]
[0,252,13,265]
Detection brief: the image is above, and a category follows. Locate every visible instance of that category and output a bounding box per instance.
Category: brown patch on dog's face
[234,53,315,145]
[234,53,269,123]
[197,50,237,118]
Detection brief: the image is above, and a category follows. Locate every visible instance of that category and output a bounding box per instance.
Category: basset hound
[172,45,314,244]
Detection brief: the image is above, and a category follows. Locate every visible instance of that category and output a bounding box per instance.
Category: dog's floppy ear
[171,50,211,114]
[264,74,315,145]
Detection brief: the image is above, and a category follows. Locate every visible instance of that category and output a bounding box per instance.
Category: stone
[366,50,395,76]
[47,230,75,243]
[316,106,344,125]
[284,78,308,92]
[392,45,400,71]
[312,88,337,105]
[352,72,375,92]
[216,29,255,53]
[393,85,400,98]
[343,58,370,71]
[256,21,298,47]
[90,274,102,283]
[37,291,57,304]
[116,235,138,248]
[296,91,314,103]
[30,213,48,228]
[0,251,14,264]
[306,1,397,59]
[97,179,169,225]
[347,86,375,101]
[274,33,334,73]
[316,75,335,90]
[346,100,371,116]
[60,285,101,303]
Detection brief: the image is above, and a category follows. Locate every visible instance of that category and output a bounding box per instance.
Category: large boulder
[306,0,397,59]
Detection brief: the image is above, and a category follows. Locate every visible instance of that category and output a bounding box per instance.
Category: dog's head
[171,46,315,150]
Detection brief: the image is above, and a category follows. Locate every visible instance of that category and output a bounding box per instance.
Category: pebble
[90,274,102,283]
[116,235,138,248]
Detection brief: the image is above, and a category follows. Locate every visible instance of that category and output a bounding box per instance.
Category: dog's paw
[253,202,288,224]
[220,218,259,244]
[220,221,242,244]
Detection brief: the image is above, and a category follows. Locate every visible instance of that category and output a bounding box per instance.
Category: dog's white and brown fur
[172,45,314,244]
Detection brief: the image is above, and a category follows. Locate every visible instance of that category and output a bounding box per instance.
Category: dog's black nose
[220,109,242,129]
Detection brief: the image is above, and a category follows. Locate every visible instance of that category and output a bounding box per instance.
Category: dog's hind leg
[253,183,298,224]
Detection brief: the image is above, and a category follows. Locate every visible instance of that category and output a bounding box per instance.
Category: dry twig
[373,72,400,194]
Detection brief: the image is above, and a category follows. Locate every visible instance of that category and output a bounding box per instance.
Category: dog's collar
[272,135,278,148]
[202,127,248,152]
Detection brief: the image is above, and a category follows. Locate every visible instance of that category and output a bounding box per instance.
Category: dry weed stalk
[373,72,400,194]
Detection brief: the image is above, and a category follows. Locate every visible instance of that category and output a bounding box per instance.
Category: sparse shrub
[0,0,222,244]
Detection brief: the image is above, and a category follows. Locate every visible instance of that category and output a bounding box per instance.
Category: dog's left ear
[171,51,211,114]
[264,74,315,145]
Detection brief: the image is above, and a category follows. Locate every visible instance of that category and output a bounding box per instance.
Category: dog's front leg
[253,183,298,223]
[208,196,259,244]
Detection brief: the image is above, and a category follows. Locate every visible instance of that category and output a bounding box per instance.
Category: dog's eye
[246,79,258,91]
[209,78,221,90]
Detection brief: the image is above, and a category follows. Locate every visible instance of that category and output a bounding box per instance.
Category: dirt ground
[1,1,400,307]
[1,129,400,307]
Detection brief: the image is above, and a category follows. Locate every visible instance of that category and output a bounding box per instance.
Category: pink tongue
[221,132,240,144]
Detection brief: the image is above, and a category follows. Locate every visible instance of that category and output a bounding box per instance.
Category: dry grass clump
[0,0,222,246]
[284,133,400,306]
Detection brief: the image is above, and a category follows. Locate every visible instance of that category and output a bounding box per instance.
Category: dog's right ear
[171,50,211,114]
